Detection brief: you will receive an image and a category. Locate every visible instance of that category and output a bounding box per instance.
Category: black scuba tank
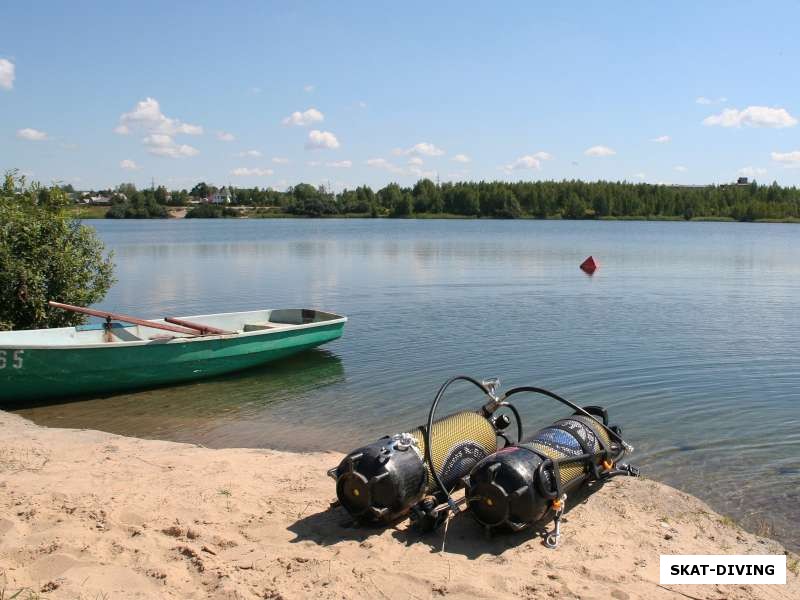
[332,410,499,524]
[465,408,622,533]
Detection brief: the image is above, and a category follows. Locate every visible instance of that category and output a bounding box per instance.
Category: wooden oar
[48,301,200,336]
[164,316,235,335]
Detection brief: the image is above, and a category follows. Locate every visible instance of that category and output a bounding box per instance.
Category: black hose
[497,401,524,444]
[503,386,631,450]
[425,379,632,516]
[425,376,490,509]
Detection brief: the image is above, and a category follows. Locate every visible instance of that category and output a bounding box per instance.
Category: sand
[0,409,797,600]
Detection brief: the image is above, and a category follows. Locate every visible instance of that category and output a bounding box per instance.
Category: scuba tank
[330,377,517,526]
[331,376,639,547]
[464,405,638,546]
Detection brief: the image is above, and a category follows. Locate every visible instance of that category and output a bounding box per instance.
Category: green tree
[377,183,403,211]
[190,182,210,199]
[117,182,137,198]
[563,192,586,219]
[0,170,115,330]
[392,192,414,217]
[154,185,169,204]
[412,178,442,213]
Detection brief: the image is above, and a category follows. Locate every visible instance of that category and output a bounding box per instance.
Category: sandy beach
[0,409,797,600]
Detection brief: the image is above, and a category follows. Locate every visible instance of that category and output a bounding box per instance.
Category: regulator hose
[503,386,632,457]
[425,380,633,515]
[424,376,493,512]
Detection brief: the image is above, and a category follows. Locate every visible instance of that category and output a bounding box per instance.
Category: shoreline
[1,409,798,599]
[66,206,800,224]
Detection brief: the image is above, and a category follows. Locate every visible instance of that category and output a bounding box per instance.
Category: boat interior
[0,309,345,347]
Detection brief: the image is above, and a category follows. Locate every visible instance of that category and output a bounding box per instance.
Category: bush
[105,191,167,218]
[186,203,238,218]
[0,171,115,330]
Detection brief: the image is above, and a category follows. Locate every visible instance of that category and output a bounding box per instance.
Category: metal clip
[482,377,501,400]
[544,494,567,549]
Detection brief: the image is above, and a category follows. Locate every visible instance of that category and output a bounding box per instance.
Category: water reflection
[11,350,345,448]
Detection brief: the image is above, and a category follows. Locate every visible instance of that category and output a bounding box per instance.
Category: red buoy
[580,256,598,275]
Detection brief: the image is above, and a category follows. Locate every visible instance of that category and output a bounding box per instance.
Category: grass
[0,589,40,600]
[718,515,738,529]
[788,556,800,576]
[66,205,109,219]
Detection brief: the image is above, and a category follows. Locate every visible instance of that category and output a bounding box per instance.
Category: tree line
[71,178,800,222]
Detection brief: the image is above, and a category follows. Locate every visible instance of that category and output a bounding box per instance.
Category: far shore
[66,205,800,224]
[1,409,797,599]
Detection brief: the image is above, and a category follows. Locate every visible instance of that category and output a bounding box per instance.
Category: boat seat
[148,334,176,341]
[243,322,277,332]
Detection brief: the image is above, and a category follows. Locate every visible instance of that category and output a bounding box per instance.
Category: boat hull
[0,321,344,402]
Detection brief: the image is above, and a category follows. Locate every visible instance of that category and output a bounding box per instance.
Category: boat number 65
[0,350,24,369]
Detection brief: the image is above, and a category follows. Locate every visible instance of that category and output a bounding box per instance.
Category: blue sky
[2,1,800,191]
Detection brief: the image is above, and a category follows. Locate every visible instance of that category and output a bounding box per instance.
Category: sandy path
[0,410,797,599]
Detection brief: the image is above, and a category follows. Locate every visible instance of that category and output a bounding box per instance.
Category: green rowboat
[0,307,346,402]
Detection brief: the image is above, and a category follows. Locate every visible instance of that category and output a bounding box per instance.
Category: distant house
[82,194,112,205]
[736,177,749,185]
[210,187,232,204]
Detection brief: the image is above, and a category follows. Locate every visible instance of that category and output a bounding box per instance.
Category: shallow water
[9,219,800,550]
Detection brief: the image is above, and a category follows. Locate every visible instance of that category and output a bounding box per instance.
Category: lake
[10,218,800,550]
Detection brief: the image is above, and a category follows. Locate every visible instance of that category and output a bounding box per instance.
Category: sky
[2,1,800,191]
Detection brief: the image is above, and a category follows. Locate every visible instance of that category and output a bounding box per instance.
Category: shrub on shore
[0,170,115,330]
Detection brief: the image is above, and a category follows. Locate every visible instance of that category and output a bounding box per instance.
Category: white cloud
[307,161,322,167]
[738,166,767,177]
[231,167,273,176]
[304,84,315,93]
[452,154,471,163]
[143,133,172,147]
[142,134,198,157]
[272,157,289,164]
[16,128,47,141]
[585,145,616,157]
[408,156,423,166]
[632,173,646,180]
[771,150,800,167]
[674,165,688,172]
[282,108,324,127]
[366,158,403,173]
[394,142,445,157]
[501,152,553,174]
[327,160,352,168]
[117,97,202,158]
[358,101,367,108]
[0,58,15,90]
[703,106,797,128]
[119,159,139,170]
[148,143,199,158]
[117,97,203,136]
[216,131,235,142]
[239,149,262,157]
[651,135,671,143]
[305,129,339,150]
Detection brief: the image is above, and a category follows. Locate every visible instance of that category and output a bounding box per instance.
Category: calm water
[9,219,800,550]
